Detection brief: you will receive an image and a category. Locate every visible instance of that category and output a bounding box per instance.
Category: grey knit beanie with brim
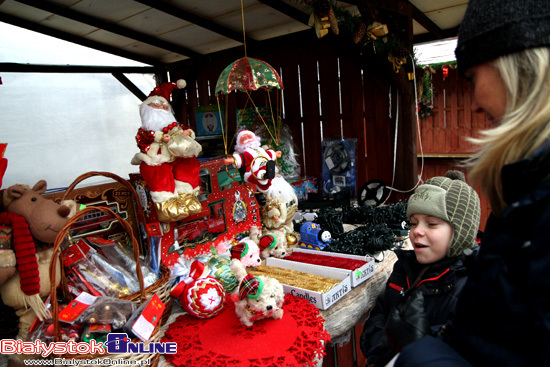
[407,171,481,258]
[455,0,550,76]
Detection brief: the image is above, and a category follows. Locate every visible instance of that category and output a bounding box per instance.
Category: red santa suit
[232,146,277,193]
[131,80,202,222]
[133,123,200,196]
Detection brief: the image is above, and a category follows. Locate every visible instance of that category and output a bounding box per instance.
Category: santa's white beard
[140,105,177,131]
[235,138,261,154]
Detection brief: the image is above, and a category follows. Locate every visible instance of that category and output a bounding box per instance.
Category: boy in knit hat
[360,171,480,367]
[395,1,550,366]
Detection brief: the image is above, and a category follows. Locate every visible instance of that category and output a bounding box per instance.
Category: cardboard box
[288,176,318,201]
[321,139,356,198]
[265,257,351,310]
[289,248,376,287]
[195,104,224,136]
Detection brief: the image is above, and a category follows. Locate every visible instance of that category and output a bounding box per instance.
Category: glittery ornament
[328,7,339,35]
[171,260,226,319]
[354,22,367,44]
[393,45,410,59]
[207,255,238,293]
[215,57,283,95]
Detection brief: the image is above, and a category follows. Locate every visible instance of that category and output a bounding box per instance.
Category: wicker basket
[60,171,148,253]
[47,181,173,366]
[58,171,173,305]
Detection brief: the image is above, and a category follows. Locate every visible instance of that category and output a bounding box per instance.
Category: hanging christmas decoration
[306,0,339,38]
[366,22,389,40]
[216,0,286,187]
[215,57,283,95]
[388,45,411,73]
[415,61,458,119]
[353,22,367,43]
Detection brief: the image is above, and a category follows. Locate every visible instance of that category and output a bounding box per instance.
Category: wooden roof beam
[410,2,443,39]
[13,0,201,58]
[257,0,310,25]
[134,0,257,47]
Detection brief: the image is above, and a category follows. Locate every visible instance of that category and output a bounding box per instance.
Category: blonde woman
[393,0,550,366]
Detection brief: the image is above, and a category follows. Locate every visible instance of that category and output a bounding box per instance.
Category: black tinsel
[302,201,410,257]
[323,223,396,256]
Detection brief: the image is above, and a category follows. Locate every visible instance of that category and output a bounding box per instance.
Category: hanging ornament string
[217,0,249,180]
[216,96,228,156]
[266,91,280,146]
[241,0,247,58]
[385,54,425,195]
[244,90,278,144]
[216,0,284,182]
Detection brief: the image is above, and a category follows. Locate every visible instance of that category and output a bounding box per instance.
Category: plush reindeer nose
[58,205,71,218]
[266,305,273,310]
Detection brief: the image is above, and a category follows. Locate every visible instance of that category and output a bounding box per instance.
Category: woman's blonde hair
[466,47,550,216]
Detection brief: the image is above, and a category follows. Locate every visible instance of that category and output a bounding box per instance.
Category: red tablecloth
[162,294,330,366]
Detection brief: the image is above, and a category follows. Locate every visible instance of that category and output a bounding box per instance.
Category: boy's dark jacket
[360,249,468,366]
[445,143,550,366]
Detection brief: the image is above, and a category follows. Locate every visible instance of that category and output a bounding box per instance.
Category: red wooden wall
[170,33,491,230]
[171,33,403,200]
[417,68,494,231]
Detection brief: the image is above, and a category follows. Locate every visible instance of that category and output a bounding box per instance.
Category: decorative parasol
[215,0,286,181]
[215,57,283,95]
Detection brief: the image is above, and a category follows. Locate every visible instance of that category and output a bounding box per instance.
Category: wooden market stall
[0,1,483,367]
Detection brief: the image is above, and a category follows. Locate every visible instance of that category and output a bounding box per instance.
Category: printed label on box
[58,292,97,323]
[129,293,165,342]
[266,257,351,310]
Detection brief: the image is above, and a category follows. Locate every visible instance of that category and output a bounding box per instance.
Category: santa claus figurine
[131,80,203,222]
[224,130,282,204]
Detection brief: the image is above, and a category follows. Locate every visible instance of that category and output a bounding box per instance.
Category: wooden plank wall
[172,34,400,198]
[417,68,494,230]
[172,37,493,230]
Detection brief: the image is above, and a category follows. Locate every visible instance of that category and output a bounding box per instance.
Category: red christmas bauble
[179,276,226,319]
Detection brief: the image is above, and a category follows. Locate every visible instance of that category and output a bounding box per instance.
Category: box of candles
[276,248,376,287]
[250,257,352,310]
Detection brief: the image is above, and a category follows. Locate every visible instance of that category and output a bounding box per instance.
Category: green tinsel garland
[415,61,458,119]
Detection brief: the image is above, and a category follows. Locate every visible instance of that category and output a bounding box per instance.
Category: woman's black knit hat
[455,0,550,75]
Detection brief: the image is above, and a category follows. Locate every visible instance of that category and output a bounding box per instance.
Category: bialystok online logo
[0,334,177,358]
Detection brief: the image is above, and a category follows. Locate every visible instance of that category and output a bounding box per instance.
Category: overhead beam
[13,0,201,58]
[343,0,447,41]
[0,13,163,66]
[257,0,310,25]
[0,63,159,74]
[133,0,256,47]
[344,0,401,13]
[112,72,148,101]
[410,3,443,39]
[414,26,459,44]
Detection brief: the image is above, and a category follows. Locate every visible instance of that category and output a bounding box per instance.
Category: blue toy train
[299,221,332,250]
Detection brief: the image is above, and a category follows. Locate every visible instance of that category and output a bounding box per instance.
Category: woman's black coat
[446,143,550,366]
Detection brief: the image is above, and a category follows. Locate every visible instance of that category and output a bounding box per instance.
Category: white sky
[0,22,155,190]
[414,38,457,65]
[0,22,148,66]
